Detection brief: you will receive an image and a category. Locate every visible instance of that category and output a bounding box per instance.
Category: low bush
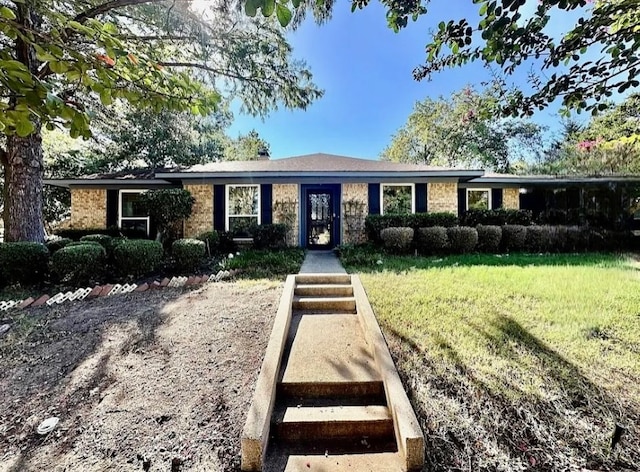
[45,238,73,254]
[502,225,527,252]
[226,248,305,279]
[461,208,533,226]
[380,227,414,253]
[218,231,238,255]
[172,239,205,272]
[549,226,568,252]
[197,231,220,256]
[54,227,122,240]
[0,242,50,286]
[525,225,553,252]
[565,226,590,252]
[416,227,448,255]
[51,244,106,285]
[67,241,103,248]
[113,240,163,278]
[447,226,478,253]
[335,244,385,267]
[366,212,457,242]
[253,224,288,249]
[80,234,114,252]
[476,225,502,253]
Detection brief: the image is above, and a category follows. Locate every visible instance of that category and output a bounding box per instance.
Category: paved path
[299,250,346,274]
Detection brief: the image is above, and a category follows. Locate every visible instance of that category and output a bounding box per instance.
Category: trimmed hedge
[113,240,163,277]
[253,224,288,249]
[67,241,102,248]
[380,227,414,253]
[0,242,50,286]
[502,225,527,252]
[366,212,457,242]
[525,225,553,252]
[461,208,533,226]
[80,234,114,251]
[477,225,502,253]
[54,227,122,240]
[416,226,448,255]
[447,227,478,253]
[197,231,220,256]
[172,239,205,271]
[46,237,73,254]
[51,244,106,285]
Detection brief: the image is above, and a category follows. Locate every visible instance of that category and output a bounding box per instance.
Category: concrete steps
[241,273,424,472]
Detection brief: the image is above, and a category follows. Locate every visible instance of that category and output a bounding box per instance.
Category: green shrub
[446,227,478,253]
[54,227,122,240]
[172,238,205,272]
[461,208,533,226]
[197,231,220,256]
[139,188,195,243]
[416,226,448,255]
[525,225,553,252]
[502,225,527,252]
[476,225,502,253]
[565,226,590,252]
[46,237,73,254]
[335,244,384,267]
[51,244,106,285]
[80,234,114,252]
[365,212,457,242]
[0,242,50,286]
[380,227,414,253]
[253,224,288,249]
[218,231,238,255]
[549,226,568,252]
[113,240,163,278]
[67,241,103,248]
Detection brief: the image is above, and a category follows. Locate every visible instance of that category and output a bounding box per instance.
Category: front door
[306,187,339,249]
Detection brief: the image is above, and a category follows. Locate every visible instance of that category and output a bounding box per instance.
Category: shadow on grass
[343,252,628,274]
[384,315,640,471]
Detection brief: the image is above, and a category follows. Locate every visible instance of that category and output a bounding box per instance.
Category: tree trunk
[3,126,45,242]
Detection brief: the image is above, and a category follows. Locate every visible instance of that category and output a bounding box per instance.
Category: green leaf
[292,0,301,7]
[245,0,258,17]
[276,3,292,27]
[99,89,112,106]
[15,118,35,137]
[0,6,16,20]
[262,0,275,16]
[479,2,488,15]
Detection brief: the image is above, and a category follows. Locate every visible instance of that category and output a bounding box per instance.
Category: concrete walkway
[299,250,346,274]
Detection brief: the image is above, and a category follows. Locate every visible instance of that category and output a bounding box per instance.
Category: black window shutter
[261,184,272,225]
[214,185,226,231]
[458,188,467,217]
[106,189,118,228]
[368,183,380,215]
[415,183,427,213]
[492,188,503,209]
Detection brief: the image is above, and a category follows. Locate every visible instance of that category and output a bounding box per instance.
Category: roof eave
[156,170,485,180]
[44,178,174,188]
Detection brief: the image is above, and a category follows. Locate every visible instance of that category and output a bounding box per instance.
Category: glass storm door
[307,191,334,249]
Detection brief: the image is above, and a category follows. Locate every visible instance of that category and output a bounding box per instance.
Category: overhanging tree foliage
[0,0,322,242]
[249,0,640,116]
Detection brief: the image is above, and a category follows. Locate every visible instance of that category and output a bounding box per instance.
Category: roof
[472,171,640,185]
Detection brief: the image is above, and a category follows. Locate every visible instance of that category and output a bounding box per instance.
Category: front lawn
[226,248,305,280]
[346,252,640,470]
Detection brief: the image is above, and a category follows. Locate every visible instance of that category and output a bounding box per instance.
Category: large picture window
[226,184,260,234]
[381,184,414,215]
[119,190,149,236]
[467,189,491,211]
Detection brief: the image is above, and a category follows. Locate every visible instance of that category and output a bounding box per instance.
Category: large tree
[250,0,640,116]
[381,85,544,172]
[0,0,321,242]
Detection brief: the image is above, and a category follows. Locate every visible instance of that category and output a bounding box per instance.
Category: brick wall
[427,182,458,214]
[341,183,368,244]
[503,187,520,209]
[183,184,214,237]
[70,188,106,229]
[272,184,299,246]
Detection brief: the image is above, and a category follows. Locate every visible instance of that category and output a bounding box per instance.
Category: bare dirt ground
[0,281,281,472]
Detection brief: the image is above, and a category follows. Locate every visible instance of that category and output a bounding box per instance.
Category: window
[226,184,260,234]
[467,189,492,211]
[119,190,150,236]
[381,184,414,215]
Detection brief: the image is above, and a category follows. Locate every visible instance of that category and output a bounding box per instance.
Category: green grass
[226,248,305,280]
[346,251,640,469]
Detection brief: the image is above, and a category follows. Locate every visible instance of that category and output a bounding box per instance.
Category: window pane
[229,186,259,216]
[229,216,258,235]
[383,185,412,214]
[122,192,146,217]
[468,190,490,210]
[121,218,148,236]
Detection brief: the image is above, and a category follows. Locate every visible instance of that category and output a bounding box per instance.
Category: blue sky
[228,2,584,160]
